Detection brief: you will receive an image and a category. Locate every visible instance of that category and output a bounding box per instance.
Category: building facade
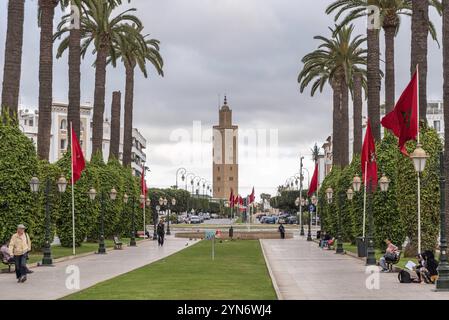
[18,102,147,176]
[212,97,238,200]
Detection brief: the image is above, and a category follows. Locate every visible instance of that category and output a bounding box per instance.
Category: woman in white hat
[8,224,32,283]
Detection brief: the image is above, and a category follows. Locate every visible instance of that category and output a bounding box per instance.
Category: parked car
[261,216,277,224]
[190,215,201,224]
[210,213,218,219]
[286,216,298,224]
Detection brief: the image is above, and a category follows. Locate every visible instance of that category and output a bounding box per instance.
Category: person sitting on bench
[320,232,333,249]
[379,239,399,272]
[1,241,14,263]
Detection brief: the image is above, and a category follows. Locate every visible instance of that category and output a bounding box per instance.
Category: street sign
[204,230,217,260]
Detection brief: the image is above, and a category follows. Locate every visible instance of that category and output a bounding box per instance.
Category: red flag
[234,194,239,206]
[71,126,85,184]
[238,195,243,206]
[361,120,378,190]
[381,70,418,156]
[249,187,255,204]
[229,189,234,208]
[140,167,147,207]
[308,163,318,196]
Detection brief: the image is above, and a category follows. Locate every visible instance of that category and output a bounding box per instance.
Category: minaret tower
[212,96,238,199]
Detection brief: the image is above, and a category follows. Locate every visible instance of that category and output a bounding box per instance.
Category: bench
[385,251,401,272]
[0,252,14,273]
[113,236,123,250]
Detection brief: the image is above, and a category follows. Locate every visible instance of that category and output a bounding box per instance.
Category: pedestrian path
[0,236,197,300]
[261,237,449,300]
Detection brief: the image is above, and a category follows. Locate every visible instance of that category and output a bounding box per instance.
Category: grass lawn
[63,240,277,300]
[343,242,417,269]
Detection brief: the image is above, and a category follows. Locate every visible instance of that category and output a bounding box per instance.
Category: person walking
[8,224,32,283]
[157,220,165,247]
[278,223,286,239]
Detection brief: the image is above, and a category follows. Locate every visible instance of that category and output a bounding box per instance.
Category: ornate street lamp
[379,174,390,192]
[176,168,187,189]
[352,175,362,192]
[325,188,333,204]
[410,143,429,254]
[30,175,67,266]
[346,188,354,201]
[436,152,449,291]
[89,187,116,254]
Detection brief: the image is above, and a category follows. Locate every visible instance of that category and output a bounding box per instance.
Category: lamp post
[145,197,151,238]
[435,152,449,291]
[410,143,429,254]
[300,198,305,236]
[88,187,117,254]
[176,168,186,189]
[326,187,343,254]
[167,197,176,235]
[30,175,67,266]
[307,197,313,242]
[124,194,137,247]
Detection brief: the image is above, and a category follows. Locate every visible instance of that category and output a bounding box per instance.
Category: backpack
[398,269,412,283]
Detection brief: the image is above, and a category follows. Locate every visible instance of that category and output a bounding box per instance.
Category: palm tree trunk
[68,27,81,142]
[37,0,57,161]
[443,0,449,247]
[352,73,363,156]
[411,0,429,121]
[1,0,25,120]
[367,28,381,141]
[340,77,349,167]
[332,79,342,167]
[384,25,396,114]
[123,63,135,167]
[91,47,109,157]
[109,91,121,161]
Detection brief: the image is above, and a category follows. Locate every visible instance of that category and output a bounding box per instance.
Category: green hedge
[319,126,442,256]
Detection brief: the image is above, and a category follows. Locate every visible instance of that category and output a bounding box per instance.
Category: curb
[259,239,283,300]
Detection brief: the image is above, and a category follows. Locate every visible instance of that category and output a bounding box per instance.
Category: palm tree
[327,0,440,139]
[1,0,25,120]
[411,0,441,121]
[298,26,367,167]
[111,26,164,167]
[443,0,449,239]
[352,71,365,156]
[78,0,142,157]
[56,0,130,140]
[109,91,121,161]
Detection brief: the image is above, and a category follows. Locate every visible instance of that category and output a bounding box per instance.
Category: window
[217,166,220,172]
[230,166,233,171]
[217,177,221,181]
[29,119,33,127]
[60,119,67,130]
[434,120,441,132]
[60,139,67,150]
[229,177,234,181]
[218,187,220,192]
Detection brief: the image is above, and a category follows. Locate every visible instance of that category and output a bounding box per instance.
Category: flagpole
[362,161,368,239]
[143,167,146,239]
[70,122,76,255]
[416,64,421,254]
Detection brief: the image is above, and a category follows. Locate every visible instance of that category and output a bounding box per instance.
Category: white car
[190,215,201,224]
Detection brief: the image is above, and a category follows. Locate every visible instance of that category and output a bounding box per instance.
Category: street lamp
[352,175,362,192]
[325,188,333,204]
[124,194,137,247]
[166,197,176,235]
[30,175,67,266]
[89,187,116,254]
[346,188,354,201]
[436,152,449,291]
[176,168,187,189]
[300,197,305,236]
[379,174,390,192]
[410,143,429,254]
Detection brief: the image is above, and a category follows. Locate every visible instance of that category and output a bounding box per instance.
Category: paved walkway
[0,236,196,300]
[261,237,449,300]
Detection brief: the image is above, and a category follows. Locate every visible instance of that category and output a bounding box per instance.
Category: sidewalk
[0,236,197,300]
[261,237,449,300]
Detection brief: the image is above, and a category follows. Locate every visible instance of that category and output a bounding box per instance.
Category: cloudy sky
[0,0,444,199]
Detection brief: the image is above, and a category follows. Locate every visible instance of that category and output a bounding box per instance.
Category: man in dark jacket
[157,220,165,246]
[278,224,285,239]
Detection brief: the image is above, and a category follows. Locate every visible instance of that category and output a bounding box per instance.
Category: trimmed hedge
[319,126,442,256]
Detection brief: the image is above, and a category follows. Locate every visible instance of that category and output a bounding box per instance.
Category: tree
[109,91,121,161]
[411,0,441,121]
[1,0,25,120]
[443,0,449,243]
[56,0,131,140]
[298,25,367,167]
[111,25,164,167]
[352,71,364,156]
[77,0,143,157]
[36,0,59,161]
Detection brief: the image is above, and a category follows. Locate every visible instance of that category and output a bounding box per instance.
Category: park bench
[0,252,14,273]
[113,236,123,250]
[385,251,401,272]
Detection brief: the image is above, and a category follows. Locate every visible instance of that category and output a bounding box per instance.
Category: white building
[18,102,147,176]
